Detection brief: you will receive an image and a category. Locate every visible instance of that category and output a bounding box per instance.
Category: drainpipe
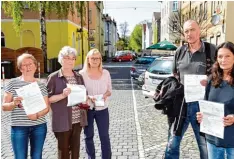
[88,2,90,51]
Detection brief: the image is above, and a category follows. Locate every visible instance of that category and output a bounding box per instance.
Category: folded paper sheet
[67,84,87,106]
[16,82,46,115]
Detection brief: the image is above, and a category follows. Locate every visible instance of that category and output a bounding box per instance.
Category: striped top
[4,77,48,126]
[65,76,81,124]
[80,69,112,111]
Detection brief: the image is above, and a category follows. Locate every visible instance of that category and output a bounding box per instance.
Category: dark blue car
[130,56,158,79]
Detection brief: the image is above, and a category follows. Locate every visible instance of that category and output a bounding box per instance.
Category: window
[204,1,208,20]
[216,34,221,46]
[192,9,194,17]
[195,7,198,17]
[172,1,178,11]
[173,21,177,32]
[147,60,173,74]
[1,32,5,47]
[135,57,156,64]
[89,9,92,24]
[213,2,216,14]
[200,3,203,16]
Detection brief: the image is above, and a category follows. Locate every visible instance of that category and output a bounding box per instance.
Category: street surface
[1,61,200,159]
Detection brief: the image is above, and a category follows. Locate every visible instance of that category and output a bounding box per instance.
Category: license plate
[152,79,161,85]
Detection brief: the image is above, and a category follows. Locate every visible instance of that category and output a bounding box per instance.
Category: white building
[160,1,179,43]
[142,22,153,49]
[152,12,161,44]
[145,22,153,48]
[103,14,118,58]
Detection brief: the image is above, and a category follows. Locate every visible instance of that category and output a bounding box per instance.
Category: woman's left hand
[27,113,38,120]
[223,114,234,127]
[103,94,108,102]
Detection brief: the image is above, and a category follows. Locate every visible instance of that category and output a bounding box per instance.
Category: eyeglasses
[63,57,76,61]
[21,63,34,68]
[90,57,101,61]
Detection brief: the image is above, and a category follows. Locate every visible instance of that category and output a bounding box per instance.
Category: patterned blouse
[65,76,80,124]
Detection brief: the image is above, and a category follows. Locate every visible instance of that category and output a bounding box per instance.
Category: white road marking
[131,78,145,159]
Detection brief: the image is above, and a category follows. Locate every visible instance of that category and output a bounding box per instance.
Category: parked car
[112,51,133,62]
[137,72,145,86]
[130,56,158,79]
[142,56,174,98]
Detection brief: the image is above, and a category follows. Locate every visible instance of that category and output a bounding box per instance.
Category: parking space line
[131,78,145,159]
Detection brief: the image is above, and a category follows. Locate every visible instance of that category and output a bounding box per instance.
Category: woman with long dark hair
[197,41,234,159]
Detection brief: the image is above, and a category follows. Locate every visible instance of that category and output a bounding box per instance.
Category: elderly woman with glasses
[46,46,87,159]
[80,48,112,159]
[2,53,50,159]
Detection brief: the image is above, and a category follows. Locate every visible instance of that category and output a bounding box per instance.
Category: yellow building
[1,7,90,70]
[181,1,234,45]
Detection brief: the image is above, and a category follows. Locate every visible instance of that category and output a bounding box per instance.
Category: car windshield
[135,57,155,64]
[147,60,173,74]
[115,51,125,56]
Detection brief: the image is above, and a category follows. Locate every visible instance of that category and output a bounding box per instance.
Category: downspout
[88,2,90,51]
[81,5,84,68]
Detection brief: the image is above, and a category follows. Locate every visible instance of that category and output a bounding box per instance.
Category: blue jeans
[165,102,208,159]
[11,123,47,159]
[207,141,234,159]
[84,108,111,159]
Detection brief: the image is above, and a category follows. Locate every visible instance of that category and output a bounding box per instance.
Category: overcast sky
[103,1,161,36]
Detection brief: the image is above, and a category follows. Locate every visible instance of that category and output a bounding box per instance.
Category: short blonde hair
[81,48,103,73]
[17,53,38,69]
[58,46,78,64]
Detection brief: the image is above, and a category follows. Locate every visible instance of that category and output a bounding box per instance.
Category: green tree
[129,24,142,52]
[2,1,87,72]
[119,22,130,48]
[116,39,125,51]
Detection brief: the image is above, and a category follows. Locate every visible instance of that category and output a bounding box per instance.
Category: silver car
[142,56,174,98]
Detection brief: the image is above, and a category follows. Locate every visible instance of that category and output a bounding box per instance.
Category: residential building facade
[181,1,234,45]
[145,22,153,48]
[160,1,180,44]
[89,1,104,55]
[1,2,105,69]
[152,12,161,44]
[103,14,118,58]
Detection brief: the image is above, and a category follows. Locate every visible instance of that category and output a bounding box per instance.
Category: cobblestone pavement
[1,63,201,159]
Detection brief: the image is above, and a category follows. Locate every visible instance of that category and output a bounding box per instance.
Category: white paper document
[184,75,207,102]
[15,82,46,115]
[67,84,87,106]
[94,94,105,107]
[199,100,224,139]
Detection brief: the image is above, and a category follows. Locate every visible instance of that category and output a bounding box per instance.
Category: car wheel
[119,59,122,62]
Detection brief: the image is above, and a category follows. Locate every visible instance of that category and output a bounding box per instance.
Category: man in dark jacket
[164,20,216,159]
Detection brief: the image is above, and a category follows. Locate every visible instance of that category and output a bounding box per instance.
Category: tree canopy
[129,24,142,52]
[2,1,86,34]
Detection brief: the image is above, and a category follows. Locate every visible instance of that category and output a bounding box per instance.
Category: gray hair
[17,53,37,69]
[58,46,78,64]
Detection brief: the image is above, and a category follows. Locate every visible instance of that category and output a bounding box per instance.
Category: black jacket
[154,76,187,136]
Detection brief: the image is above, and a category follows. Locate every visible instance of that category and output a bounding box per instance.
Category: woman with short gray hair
[2,53,50,158]
[47,46,88,159]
